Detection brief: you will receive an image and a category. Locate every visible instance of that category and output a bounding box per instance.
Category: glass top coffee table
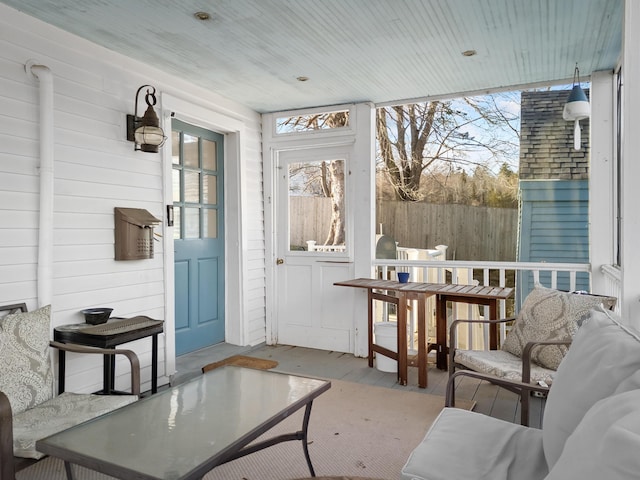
[36,366,331,480]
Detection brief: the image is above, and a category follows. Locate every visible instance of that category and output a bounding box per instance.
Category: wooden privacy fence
[290,197,518,261]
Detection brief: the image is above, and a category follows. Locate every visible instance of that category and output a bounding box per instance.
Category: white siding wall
[244,148,268,344]
[0,4,266,393]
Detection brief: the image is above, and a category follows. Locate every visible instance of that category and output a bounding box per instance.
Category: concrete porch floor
[173,342,545,428]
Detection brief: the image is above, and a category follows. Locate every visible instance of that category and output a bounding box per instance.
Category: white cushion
[454,349,556,384]
[401,408,547,480]
[542,306,640,469]
[0,305,53,415]
[502,284,612,370]
[12,391,137,459]
[545,389,640,480]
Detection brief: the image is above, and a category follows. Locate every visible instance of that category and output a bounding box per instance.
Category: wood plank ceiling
[0,0,622,113]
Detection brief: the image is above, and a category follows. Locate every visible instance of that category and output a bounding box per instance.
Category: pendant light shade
[562,65,590,151]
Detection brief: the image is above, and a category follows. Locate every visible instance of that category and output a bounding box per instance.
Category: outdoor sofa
[401,304,640,480]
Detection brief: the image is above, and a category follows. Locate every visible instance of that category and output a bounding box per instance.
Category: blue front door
[172,120,225,355]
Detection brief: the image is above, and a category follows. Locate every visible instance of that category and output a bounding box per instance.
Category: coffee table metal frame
[36,366,331,480]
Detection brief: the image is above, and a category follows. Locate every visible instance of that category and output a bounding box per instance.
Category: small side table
[54,316,164,395]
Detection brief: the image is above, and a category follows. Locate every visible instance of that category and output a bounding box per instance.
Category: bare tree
[377,93,520,201]
[283,94,519,247]
[280,111,349,246]
[324,160,345,245]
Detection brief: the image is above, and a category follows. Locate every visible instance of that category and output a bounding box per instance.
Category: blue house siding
[517,90,592,307]
[517,180,590,303]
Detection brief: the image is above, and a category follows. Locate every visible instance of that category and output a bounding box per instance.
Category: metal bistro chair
[448,284,617,426]
[0,303,140,480]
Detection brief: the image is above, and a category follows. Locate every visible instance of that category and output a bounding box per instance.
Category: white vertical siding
[0,4,265,393]
[244,149,268,345]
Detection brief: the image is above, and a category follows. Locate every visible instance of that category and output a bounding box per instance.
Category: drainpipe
[25,60,54,308]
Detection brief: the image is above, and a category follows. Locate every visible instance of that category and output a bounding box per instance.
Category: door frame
[263,103,377,356]
[160,93,248,377]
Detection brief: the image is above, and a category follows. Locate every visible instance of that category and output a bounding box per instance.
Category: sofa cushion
[545,389,640,480]
[13,391,137,459]
[454,349,556,384]
[542,306,640,469]
[0,305,53,415]
[502,284,609,370]
[401,408,547,480]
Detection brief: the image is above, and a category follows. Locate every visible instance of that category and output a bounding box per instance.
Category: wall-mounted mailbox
[114,207,161,260]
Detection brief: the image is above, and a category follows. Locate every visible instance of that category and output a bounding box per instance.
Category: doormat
[202,354,279,373]
[292,477,388,480]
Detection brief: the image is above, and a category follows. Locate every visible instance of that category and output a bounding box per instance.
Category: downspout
[25,60,54,308]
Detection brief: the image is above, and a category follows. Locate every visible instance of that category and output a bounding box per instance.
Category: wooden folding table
[334,278,513,387]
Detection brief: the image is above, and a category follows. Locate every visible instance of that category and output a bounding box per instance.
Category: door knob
[276,258,284,265]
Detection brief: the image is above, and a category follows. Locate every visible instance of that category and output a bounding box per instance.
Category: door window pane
[183,134,199,168]
[184,208,200,238]
[288,159,346,252]
[184,171,200,203]
[204,209,217,238]
[202,139,217,170]
[171,132,180,165]
[172,169,181,202]
[203,174,217,205]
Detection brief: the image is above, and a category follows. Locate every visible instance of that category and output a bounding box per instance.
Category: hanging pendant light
[562,64,590,151]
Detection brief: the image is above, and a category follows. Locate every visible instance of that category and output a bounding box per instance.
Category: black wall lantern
[126,85,166,153]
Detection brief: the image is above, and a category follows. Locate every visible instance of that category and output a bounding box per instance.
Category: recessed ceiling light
[296,76,310,82]
[194,11,211,21]
[462,50,477,57]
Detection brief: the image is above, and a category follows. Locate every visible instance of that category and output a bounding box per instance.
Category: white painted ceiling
[1,0,622,113]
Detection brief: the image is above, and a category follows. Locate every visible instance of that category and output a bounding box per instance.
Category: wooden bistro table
[432,283,513,370]
[334,278,513,387]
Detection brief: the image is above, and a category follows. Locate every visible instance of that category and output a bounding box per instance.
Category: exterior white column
[621,0,640,327]
[351,103,376,357]
[589,70,615,296]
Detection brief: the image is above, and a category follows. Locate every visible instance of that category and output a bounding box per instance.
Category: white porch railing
[396,245,448,260]
[601,264,622,310]
[373,259,594,352]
